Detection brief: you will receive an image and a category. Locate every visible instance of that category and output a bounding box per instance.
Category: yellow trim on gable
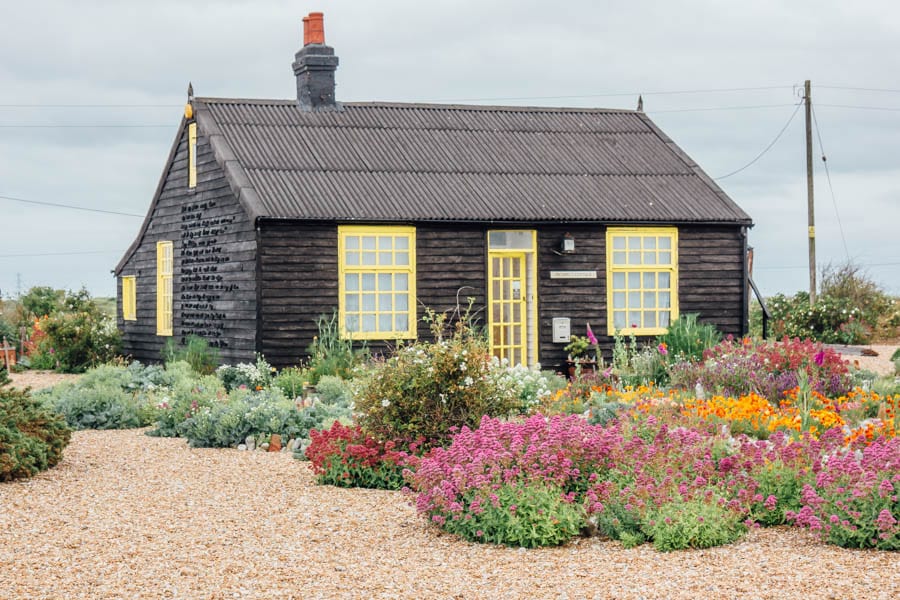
[188,123,197,189]
[605,227,678,336]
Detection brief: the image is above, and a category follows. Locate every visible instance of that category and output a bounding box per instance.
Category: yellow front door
[488,253,527,365]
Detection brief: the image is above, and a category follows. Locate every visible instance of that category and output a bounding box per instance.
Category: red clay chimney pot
[307,12,325,45]
[302,16,310,46]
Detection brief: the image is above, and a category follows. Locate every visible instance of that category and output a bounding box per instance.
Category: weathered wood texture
[256,223,487,367]
[117,125,258,365]
[537,224,746,368]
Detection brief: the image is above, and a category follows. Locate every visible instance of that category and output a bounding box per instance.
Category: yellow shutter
[122,276,136,321]
[156,241,173,336]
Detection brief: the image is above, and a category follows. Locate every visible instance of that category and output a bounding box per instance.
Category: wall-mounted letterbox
[552,317,571,343]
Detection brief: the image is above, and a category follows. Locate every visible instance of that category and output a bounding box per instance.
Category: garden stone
[260,442,270,451]
[244,436,255,451]
[237,444,247,451]
[268,434,282,452]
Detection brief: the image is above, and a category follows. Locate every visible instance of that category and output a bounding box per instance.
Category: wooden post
[805,80,817,306]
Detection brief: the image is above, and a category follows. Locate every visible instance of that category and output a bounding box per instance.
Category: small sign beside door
[549,270,598,279]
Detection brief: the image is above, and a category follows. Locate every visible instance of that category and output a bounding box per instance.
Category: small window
[122,276,136,321]
[606,227,678,335]
[188,122,197,189]
[156,241,173,336]
[338,226,416,340]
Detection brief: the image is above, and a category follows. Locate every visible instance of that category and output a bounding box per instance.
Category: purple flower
[586,323,598,345]
[813,350,825,366]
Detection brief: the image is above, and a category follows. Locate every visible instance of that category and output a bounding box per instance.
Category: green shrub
[272,366,309,400]
[306,310,367,384]
[35,364,163,430]
[177,388,323,448]
[747,460,809,526]
[643,497,746,552]
[657,313,722,363]
[355,315,517,448]
[215,355,274,391]
[314,375,352,406]
[147,362,225,437]
[1,381,72,481]
[162,335,219,375]
[442,482,585,548]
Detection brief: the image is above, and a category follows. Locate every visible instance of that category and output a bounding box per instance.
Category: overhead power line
[0,104,181,108]
[433,84,793,103]
[0,250,119,259]
[818,85,900,94]
[0,124,171,128]
[713,102,803,180]
[0,194,144,217]
[811,104,851,262]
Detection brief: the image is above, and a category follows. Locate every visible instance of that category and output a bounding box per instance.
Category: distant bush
[306,311,367,384]
[1,379,72,481]
[272,366,308,400]
[215,355,274,391]
[162,335,219,375]
[21,289,120,373]
[657,313,722,363]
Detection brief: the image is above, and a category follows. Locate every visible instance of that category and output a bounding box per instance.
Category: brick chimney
[292,12,339,110]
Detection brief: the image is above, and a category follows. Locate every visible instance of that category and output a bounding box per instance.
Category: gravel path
[1,429,898,599]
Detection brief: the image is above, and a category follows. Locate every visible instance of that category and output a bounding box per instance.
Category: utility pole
[805,80,816,306]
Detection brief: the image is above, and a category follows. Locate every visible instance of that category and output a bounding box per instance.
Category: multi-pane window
[122,276,136,321]
[606,227,678,335]
[156,241,173,336]
[188,122,197,189]
[338,226,416,340]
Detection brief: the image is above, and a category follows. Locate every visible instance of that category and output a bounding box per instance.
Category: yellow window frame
[188,122,197,189]
[122,276,136,321]
[338,225,416,340]
[156,241,173,336]
[606,227,678,336]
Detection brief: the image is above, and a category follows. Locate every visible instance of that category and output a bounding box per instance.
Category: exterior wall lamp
[560,233,576,254]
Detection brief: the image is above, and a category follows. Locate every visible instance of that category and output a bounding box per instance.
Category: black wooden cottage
[115,12,752,368]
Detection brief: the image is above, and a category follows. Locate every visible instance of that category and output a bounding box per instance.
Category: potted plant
[563,324,599,377]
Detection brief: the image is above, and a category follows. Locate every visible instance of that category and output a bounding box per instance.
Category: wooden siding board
[118,126,258,365]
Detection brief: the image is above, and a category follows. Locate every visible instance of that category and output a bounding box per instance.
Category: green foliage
[272,366,309,400]
[306,310,366,384]
[215,354,274,391]
[747,461,809,526]
[147,362,225,438]
[17,286,64,324]
[355,312,518,448]
[443,482,585,548]
[177,387,323,448]
[162,336,219,375]
[25,288,121,373]
[657,313,722,363]
[610,329,667,386]
[0,380,72,481]
[314,375,353,407]
[643,498,747,552]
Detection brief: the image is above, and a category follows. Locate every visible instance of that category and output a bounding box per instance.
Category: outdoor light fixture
[560,233,575,254]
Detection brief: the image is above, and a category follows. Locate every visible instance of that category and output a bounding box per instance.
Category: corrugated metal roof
[196,99,751,224]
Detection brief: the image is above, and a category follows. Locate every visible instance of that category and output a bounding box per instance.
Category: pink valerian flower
[586,323,598,345]
[657,342,668,356]
[764,495,778,511]
[878,478,894,498]
[874,509,897,532]
[813,350,826,366]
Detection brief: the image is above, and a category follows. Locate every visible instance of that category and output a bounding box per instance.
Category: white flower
[464,376,474,386]
[381,399,390,407]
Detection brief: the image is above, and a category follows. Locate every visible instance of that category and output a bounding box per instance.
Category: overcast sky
[1,0,898,300]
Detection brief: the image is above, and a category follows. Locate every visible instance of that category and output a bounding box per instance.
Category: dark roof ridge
[195,96,639,114]
[244,166,698,177]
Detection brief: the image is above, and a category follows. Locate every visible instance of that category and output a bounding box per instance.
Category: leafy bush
[215,355,274,391]
[162,335,219,375]
[273,366,309,400]
[643,497,746,552]
[306,311,366,384]
[305,421,420,489]
[788,435,900,550]
[147,362,225,438]
[441,481,585,548]
[657,313,722,363]
[177,387,322,448]
[489,359,559,413]
[314,375,353,407]
[34,363,177,430]
[20,289,121,373]
[1,380,71,481]
[355,316,518,448]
